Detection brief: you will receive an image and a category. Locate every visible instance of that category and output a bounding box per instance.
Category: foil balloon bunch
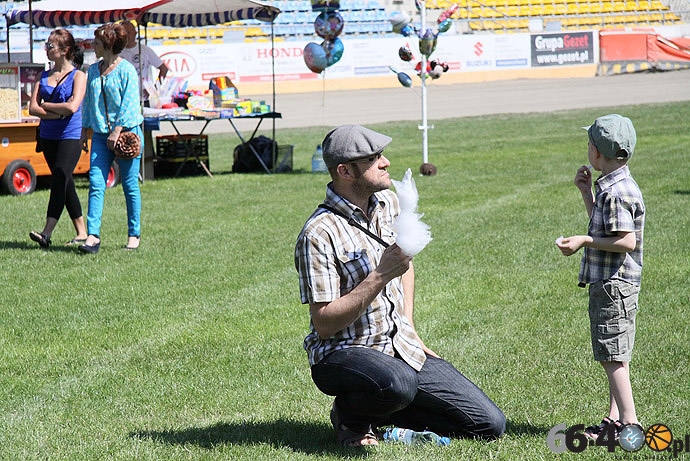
[388,5,457,86]
[304,2,345,74]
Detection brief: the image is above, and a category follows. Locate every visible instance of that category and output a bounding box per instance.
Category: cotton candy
[391,169,432,256]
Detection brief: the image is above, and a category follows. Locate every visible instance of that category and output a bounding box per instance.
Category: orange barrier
[598,28,690,75]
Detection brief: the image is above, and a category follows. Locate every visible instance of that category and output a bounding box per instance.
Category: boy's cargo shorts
[588,279,639,362]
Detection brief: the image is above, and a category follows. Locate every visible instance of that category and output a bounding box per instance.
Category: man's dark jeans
[311,347,506,438]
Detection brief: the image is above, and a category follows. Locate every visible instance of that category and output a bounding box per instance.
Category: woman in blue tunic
[28,29,87,248]
[80,22,144,254]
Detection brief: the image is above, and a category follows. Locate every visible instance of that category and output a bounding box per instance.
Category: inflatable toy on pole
[389,3,457,176]
[304,0,345,73]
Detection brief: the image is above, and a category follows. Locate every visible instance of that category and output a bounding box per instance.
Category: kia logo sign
[159,51,197,79]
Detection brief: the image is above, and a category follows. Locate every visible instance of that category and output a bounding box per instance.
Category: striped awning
[5,0,280,28]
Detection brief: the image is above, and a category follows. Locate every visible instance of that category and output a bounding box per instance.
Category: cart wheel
[106,161,120,188]
[1,159,37,196]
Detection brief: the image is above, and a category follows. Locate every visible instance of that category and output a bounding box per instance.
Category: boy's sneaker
[584,417,614,441]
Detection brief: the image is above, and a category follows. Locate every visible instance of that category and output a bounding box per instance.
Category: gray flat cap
[321,124,392,168]
[584,114,636,159]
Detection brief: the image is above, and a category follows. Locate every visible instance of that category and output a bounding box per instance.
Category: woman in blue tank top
[28,29,87,248]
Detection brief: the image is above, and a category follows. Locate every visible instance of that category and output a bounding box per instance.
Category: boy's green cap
[583,114,636,159]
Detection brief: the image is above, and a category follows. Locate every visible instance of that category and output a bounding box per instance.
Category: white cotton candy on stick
[391,169,432,256]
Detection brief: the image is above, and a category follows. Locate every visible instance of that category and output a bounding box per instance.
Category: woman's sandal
[330,403,379,447]
[584,417,614,440]
[30,231,51,248]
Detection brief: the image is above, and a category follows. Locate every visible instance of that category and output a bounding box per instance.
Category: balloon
[397,71,412,88]
[415,60,432,74]
[419,28,438,57]
[400,24,414,37]
[314,11,344,40]
[437,4,459,23]
[389,11,411,34]
[430,60,449,72]
[398,45,413,62]
[303,42,327,73]
[311,0,340,12]
[437,18,452,33]
[429,67,443,79]
[322,38,344,66]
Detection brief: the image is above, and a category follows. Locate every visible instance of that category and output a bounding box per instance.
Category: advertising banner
[152,33,536,92]
[531,31,594,67]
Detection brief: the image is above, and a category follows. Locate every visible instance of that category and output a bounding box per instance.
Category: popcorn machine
[0,62,44,122]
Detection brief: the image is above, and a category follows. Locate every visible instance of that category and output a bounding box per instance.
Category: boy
[556,114,645,439]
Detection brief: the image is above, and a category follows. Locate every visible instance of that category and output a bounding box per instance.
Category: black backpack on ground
[232,135,276,173]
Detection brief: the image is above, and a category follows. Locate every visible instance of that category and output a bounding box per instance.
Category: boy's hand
[574,165,592,194]
[556,235,590,256]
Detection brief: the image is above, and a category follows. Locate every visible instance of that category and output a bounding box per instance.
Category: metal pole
[419,1,429,164]
[28,0,34,62]
[271,19,276,172]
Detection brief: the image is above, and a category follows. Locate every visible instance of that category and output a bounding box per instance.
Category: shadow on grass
[674,190,690,195]
[131,418,368,457]
[0,240,83,253]
[506,419,552,437]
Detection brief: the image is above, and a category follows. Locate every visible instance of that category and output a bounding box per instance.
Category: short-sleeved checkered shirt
[295,184,426,371]
[579,165,645,287]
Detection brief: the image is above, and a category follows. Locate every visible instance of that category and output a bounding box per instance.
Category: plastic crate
[156,134,208,158]
[274,144,293,173]
[153,155,210,178]
[154,135,210,177]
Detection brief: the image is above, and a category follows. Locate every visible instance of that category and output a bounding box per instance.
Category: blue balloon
[304,42,327,73]
[400,24,414,37]
[438,18,452,33]
[322,38,344,66]
[397,71,412,88]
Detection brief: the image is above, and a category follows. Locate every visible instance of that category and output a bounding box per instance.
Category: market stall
[2,0,282,187]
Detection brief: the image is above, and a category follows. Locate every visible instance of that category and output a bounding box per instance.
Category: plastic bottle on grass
[382,427,451,446]
[311,144,327,173]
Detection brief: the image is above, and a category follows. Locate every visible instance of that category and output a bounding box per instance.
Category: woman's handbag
[113,131,141,159]
[35,70,73,153]
[101,75,141,160]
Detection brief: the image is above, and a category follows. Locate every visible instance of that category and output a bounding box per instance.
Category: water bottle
[382,427,451,446]
[311,144,327,173]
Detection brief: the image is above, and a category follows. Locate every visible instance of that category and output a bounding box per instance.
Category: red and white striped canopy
[6,0,280,27]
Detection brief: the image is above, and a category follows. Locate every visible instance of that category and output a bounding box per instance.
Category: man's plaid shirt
[295,184,426,371]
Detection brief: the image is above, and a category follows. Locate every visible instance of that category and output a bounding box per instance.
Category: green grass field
[1,101,689,460]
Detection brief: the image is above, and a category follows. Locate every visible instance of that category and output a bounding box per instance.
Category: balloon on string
[415,60,432,75]
[437,18,452,33]
[303,42,328,73]
[400,24,415,37]
[429,67,443,79]
[389,66,412,87]
[419,28,438,57]
[431,59,450,72]
[389,11,411,35]
[314,11,344,39]
[398,45,414,62]
[397,71,412,87]
[322,38,344,66]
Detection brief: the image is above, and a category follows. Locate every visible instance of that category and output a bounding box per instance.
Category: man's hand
[375,243,412,282]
